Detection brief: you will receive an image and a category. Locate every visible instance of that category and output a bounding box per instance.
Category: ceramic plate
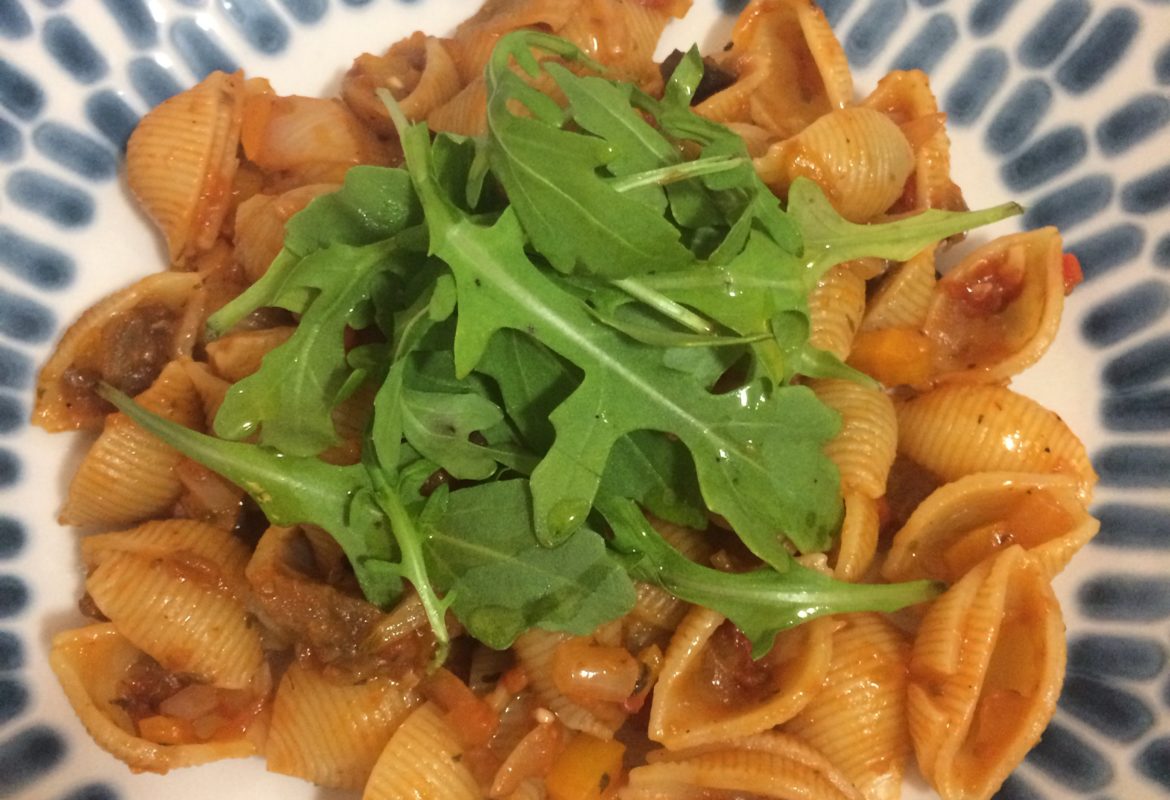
[1,0,1168,798]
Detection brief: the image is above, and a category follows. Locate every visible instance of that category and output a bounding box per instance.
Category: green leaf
[421,481,635,649]
[601,496,941,657]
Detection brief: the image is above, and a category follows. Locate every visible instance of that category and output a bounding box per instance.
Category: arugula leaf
[600,496,942,657]
[421,481,636,649]
[97,384,404,607]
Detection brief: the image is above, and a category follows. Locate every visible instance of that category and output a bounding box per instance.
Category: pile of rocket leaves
[105,31,1022,666]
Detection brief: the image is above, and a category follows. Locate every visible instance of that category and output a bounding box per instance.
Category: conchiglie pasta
[811,378,898,500]
[624,733,861,800]
[513,629,628,739]
[126,70,244,264]
[832,491,881,581]
[923,228,1066,384]
[785,613,911,800]
[756,107,915,222]
[233,184,337,283]
[81,520,267,691]
[649,607,833,749]
[882,472,1099,583]
[363,702,482,800]
[696,0,851,137]
[860,245,938,333]
[59,360,205,528]
[266,661,421,789]
[33,272,203,432]
[341,32,463,135]
[50,624,265,773]
[808,262,870,360]
[895,383,1097,501]
[907,546,1065,800]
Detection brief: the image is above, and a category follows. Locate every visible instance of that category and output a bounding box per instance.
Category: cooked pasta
[34,2,1099,799]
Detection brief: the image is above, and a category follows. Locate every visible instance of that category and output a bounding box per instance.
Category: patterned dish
[0,0,1168,798]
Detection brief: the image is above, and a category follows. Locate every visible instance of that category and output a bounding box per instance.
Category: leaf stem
[608,155,745,193]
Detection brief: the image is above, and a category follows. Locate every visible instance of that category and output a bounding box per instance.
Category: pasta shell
[861,245,938,333]
[808,262,869,360]
[882,472,1099,584]
[426,78,489,137]
[233,185,337,283]
[697,0,852,137]
[924,228,1066,384]
[895,383,1097,502]
[50,624,264,773]
[512,629,628,739]
[625,733,861,799]
[204,325,297,383]
[342,32,463,135]
[785,614,911,800]
[59,360,205,528]
[811,378,897,500]
[126,71,244,264]
[649,607,833,749]
[363,702,482,800]
[832,491,880,582]
[756,107,915,222]
[82,521,267,691]
[266,661,420,789]
[34,272,203,432]
[863,70,965,213]
[907,546,1065,800]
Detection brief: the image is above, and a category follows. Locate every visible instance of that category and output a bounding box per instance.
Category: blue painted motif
[0,629,21,670]
[1158,234,1170,269]
[1069,632,1167,680]
[170,17,240,78]
[0,287,56,343]
[1121,165,1170,215]
[6,169,95,227]
[1026,720,1113,791]
[1158,41,1170,85]
[61,785,121,800]
[0,676,29,725]
[0,574,29,617]
[0,393,23,433]
[32,121,118,181]
[1068,223,1145,281]
[101,0,158,48]
[1081,280,1168,347]
[1018,0,1090,68]
[1093,502,1170,549]
[890,13,957,73]
[716,0,750,12]
[944,47,1007,125]
[1137,737,1170,791]
[219,0,290,55]
[1078,574,1170,622]
[1096,445,1170,488]
[0,516,25,559]
[1000,125,1087,191]
[0,114,20,161]
[129,57,184,108]
[1102,389,1170,433]
[1103,333,1170,391]
[985,78,1052,155]
[818,0,855,28]
[42,16,109,84]
[1098,94,1170,156]
[845,0,907,69]
[339,0,375,5]
[0,58,45,120]
[1056,7,1139,94]
[0,224,77,290]
[969,0,1018,35]
[0,0,31,39]
[1060,674,1155,742]
[278,0,328,23]
[0,344,31,389]
[0,726,67,795]
[1023,174,1111,232]
[993,774,1045,800]
[85,90,139,151]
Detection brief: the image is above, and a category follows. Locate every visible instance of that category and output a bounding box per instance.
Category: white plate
[1,1,1168,798]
